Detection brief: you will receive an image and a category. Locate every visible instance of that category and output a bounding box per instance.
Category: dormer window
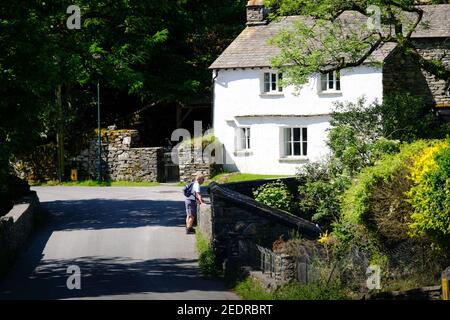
[320,71,341,92]
[263,72,283,93]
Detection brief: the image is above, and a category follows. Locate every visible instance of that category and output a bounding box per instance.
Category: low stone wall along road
[0,186,239,300]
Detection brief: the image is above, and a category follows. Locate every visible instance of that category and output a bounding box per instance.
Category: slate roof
[210,4,450,69]
[411,5,450,38]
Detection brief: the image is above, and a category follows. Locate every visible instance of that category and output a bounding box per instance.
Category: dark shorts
[185,199,197,217]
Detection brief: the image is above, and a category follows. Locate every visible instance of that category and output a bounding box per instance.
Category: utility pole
[92,53,103,182]
[56,84,64,182]
[97,80,102,182]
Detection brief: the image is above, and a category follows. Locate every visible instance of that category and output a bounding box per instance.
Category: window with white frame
[320,71,341,92]
[283,127,307,157]
[237,127,251,151]
[263,72,283,93]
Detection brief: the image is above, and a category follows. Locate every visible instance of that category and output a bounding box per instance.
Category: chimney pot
[246,0,268,26]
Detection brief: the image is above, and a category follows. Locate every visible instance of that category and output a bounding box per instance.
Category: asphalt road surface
[0,186,239,300]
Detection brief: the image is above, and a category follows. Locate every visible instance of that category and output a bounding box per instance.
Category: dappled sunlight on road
[0,186,238,300]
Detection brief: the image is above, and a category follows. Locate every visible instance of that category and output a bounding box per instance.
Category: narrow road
[0,186,239,300]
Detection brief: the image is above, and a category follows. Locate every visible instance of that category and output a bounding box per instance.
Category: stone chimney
[246,0,268,26]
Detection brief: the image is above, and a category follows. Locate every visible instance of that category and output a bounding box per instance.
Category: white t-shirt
[188,181,200,201]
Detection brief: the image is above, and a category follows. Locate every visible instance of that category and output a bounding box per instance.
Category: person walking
[183,175,205,234]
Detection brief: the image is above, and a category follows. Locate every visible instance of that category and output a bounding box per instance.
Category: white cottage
[209,1,450,175]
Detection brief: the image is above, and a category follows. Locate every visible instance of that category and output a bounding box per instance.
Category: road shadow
[0,256,228,300]
[0,198,236,300]
[42,199,186,231]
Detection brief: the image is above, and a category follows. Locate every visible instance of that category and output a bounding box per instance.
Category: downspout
[211,69,219,128]
[211,69,221,163]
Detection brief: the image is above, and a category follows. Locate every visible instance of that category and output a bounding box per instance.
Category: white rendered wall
[213,66,383,175]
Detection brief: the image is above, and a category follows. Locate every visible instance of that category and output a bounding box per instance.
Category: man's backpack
[183,182,194,198]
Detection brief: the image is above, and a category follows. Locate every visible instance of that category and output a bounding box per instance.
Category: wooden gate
[163,151,179,182]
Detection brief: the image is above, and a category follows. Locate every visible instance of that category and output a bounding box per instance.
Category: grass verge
[203,172,291,186]
[234,277,347,300]
[31,180,160,187]
[233,277,273,300]
[195,230,219,276]
[177,173,289,187]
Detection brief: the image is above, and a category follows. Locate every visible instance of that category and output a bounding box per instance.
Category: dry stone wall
[177,149,222,183]
[0,192,40,275]
[74,130,164,182]
[204,181,321,276]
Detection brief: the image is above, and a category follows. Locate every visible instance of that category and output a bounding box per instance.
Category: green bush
[253,180,294,212]
[340,140,432,229]
[294,98,400,231]
[297,162,350,229]
[333,139,450,288]
[407,141,450,250]
[338,139,450,255]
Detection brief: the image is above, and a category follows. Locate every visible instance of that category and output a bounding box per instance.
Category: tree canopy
[0,0,247,186]
[266,0,450,88]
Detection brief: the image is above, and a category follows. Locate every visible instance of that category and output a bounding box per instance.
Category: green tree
[266,0,450,88]
[0,1,57,188]
[329,97,401,177]
[1,0,247,186]
[1,0,175,184]
[380,94,450,142]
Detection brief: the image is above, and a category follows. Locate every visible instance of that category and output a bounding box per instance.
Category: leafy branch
[267,0,449,88]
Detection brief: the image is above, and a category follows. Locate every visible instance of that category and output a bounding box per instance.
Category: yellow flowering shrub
[339,140,450,251]
[408,141,447,184]
[407,140,450,249]
[318,231,329,246]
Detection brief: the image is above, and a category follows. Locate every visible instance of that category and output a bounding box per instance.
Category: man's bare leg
[186,215,194,230]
